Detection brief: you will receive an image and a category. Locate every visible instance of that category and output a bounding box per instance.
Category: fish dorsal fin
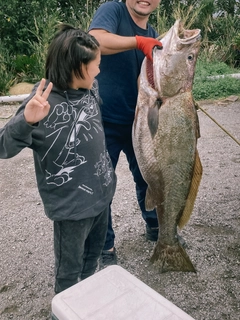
[178,150,202,229]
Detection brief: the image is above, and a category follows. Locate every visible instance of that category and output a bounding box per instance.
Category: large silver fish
[132,20,202,272]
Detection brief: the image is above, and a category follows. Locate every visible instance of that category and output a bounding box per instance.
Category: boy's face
[83,50,101,89]
[71,50,101,90]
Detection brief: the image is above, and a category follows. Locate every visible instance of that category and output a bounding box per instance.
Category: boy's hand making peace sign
[24,79,53,125]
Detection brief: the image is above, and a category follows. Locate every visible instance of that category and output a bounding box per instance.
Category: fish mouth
[158,20,201,45]
[146,20,201,90]
[146,20,201,95]
[179,31,201,44]
[178,21,201,44]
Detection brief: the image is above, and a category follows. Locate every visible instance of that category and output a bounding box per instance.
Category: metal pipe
[206,73,240,80]
[195,73,240,81]
[0,94,29,103]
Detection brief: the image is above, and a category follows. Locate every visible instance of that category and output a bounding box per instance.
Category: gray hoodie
[0,79,116,221]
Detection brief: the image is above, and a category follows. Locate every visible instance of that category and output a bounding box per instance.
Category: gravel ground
[0,100,239,320]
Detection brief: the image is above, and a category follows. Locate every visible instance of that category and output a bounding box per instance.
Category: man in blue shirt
[89,0,162,268]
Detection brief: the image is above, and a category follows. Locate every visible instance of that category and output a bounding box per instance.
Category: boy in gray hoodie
[0,24,116,293]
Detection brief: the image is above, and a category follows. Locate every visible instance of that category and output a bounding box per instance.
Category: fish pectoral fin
[145,187,156,211]
[147,98,162,139]
[178,150,203,229]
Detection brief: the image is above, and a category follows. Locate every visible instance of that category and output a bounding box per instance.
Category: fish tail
[150,242,196,273]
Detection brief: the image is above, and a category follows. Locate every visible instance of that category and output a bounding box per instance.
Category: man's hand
[136,36,163,61]
[24,79,53,125]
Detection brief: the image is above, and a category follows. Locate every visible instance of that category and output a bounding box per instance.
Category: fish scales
[132,20,202,273]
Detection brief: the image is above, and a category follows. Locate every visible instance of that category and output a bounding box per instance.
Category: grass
[193,59,240,101]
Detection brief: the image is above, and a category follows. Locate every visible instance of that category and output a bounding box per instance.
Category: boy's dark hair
[45,24,100,90]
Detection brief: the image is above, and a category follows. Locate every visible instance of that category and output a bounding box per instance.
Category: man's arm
[89,29,137,55]
[89,29,162,60]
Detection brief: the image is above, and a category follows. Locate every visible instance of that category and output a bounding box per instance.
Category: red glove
[136,36,163,61]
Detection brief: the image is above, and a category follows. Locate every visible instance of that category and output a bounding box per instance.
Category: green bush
[193,77,240,100]
[13,54,38,75]
[0,41,15,95]
[193,59,240,100]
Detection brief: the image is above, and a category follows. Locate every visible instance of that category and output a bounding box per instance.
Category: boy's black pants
[54,207,108,294]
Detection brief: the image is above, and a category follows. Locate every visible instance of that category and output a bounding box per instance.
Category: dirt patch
[9,83,34,95]
[0,101,239,319]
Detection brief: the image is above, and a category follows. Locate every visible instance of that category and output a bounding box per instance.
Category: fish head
[150,20,201,97]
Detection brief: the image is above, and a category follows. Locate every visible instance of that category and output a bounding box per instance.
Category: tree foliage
[0,0,100,55]
[1,0,239,55]
[0,0,239,90]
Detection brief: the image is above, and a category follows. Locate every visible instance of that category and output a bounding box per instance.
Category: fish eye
[187,54,194,61]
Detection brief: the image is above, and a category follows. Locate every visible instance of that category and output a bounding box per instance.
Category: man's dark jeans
[103,121,158,250]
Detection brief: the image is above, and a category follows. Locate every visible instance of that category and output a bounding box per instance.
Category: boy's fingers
[42,82,53,100]
[35,78,46,96]
[35,79,52,102]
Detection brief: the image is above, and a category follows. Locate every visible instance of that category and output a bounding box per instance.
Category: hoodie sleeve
[0,109,40,159]
[0,82,45,159]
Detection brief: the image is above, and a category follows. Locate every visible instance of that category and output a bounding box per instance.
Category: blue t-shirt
[89,1,158,125]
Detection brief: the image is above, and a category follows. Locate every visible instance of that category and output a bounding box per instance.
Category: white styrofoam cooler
[52,265,194,320]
